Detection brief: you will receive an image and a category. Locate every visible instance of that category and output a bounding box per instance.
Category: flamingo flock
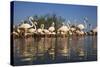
[12,16,97,38]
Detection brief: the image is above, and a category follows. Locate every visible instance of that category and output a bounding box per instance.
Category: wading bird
[58,23,69,35]
[28,16,37,34]
[37,24,45,34]
[18,17,37,37]
[76,17,88,36]
[12,25,21,38]
[48,22,56,35]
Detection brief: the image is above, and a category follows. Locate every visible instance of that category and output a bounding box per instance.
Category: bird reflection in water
[13,35,97,65]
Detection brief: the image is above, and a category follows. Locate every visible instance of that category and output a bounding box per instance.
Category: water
[13,35,97,66]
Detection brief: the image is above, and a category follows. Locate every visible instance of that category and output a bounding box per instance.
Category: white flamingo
[76,24,85,36]
[93,27,97,32]
[48,22,56,34]
[77,24,85,30]
[83,17,88,29]
[92,27,97,35]
[58,23,69,35]
[77,17,88,30]
[67,20,74,35]
[41,24,50,34]
[28,17,37,34]
[70,20,77,32]
[12,31,19,37]
[37,24,45,34]
[76,17,88,35]
[43,29,50,34]
[36,24,50,35]
[12,25,21,38]
[18,17,37,36]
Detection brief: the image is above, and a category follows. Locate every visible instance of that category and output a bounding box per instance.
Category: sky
[12,1,97,29]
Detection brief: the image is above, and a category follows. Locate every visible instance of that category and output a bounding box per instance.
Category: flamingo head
[34,21,37,25]
[52,22,55,26]
[41,24,44,29]
[62,23,65,26]
[29,16,34,21]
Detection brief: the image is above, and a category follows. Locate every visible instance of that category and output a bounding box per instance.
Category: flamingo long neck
[52,23,55,27]
[67,23,70,29]
[33,24,36,30]
[29,17,34,26]
[84,20,87,29]
[42,26,44,30]
[29,17,37,30]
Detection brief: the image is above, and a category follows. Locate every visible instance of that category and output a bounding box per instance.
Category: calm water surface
[13,36,97,65]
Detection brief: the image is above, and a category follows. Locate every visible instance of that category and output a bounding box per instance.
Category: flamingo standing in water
[28,17,37,34]
[12,25,20,38]
[18,17,37,37]
[37,24,45,34]
[66,20,75,35]
[48,22,56,35]
[76,24,85,36]
[91,27,97,35]
[76,17,88,36]
[58,23,69,35]
[70,25,76,35]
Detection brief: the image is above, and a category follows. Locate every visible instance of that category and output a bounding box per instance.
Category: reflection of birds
[58,23,69,34]
[77,48,85,57]
[48,22,56,34]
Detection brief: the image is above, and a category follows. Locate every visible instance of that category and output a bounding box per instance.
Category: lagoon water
[13,36,97,66]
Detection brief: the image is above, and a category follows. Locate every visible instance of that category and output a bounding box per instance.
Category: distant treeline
[21,13,65,29]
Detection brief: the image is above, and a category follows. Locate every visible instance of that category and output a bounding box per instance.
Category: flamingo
[76,24,85,36]
[66,20,75,35]
[69,19,77,32]
[76,17,88,36]
[70,27,76,32]
[36,23,50,35]
[18,20,32,36]
[92,27,97,33]
[79,30,85,35]
[92,27,97,35]
[18,17,37,37]
[43,29,50,34]
[28,17,37,34]
[37,24,45,34]
[12,25,21,38]
[77,24,85,30]
[48,22,56,35]
[58,23,69,35]
[40,24,50,34]
[12,31,19,38]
